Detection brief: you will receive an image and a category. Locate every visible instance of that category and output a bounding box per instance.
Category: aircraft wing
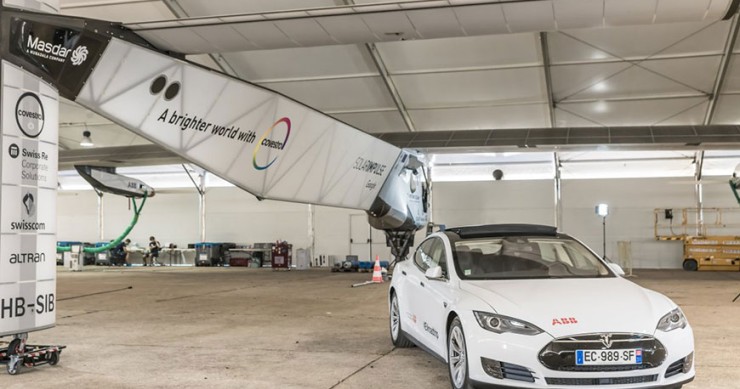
[2,8,427,230]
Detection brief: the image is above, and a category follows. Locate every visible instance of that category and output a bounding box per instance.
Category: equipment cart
[0,337,66,375]
[194,242,237,266]
[272,241,292,270]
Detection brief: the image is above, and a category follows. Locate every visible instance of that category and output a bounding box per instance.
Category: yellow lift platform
[654,208,740,271]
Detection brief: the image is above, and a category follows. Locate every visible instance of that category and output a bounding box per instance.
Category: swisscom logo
[15,92,44,138]
[252,117,292,170]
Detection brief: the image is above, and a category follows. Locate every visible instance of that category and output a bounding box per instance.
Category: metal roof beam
[342,0,414,132]
[365,43,415,132]
[705,13,740,125]
[161,0,241,78]
[372,125,740,150]
[540,32,556,128]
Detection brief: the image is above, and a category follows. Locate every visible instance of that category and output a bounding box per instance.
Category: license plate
[576,349,642,365]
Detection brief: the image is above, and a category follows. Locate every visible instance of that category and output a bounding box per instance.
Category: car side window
[414,239,435,271]
[431,239,448,278]
[414,237,448,278]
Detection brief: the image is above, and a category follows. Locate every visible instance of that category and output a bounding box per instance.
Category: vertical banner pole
[0,0,61,338]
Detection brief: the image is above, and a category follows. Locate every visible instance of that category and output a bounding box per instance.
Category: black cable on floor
[327,347,396,389]
[57,286,133,301]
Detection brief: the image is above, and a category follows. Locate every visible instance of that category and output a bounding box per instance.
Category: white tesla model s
[389,224,694,389]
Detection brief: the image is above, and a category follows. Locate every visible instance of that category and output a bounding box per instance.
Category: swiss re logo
[8,143,20,159]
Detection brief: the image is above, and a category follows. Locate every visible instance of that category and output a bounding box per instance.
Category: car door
[400,238,436,342]
[417,236,456,357]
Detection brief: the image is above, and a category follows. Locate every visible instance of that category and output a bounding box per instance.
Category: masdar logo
[252,117,292,170]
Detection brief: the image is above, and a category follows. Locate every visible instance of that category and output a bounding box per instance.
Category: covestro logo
[15,92,45,138]
[252,117,292,171]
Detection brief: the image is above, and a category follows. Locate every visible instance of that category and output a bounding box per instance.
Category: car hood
[460,277,675,338]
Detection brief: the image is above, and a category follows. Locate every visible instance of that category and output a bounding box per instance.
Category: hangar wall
[57,176,738,269]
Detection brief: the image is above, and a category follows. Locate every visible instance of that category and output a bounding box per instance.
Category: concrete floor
[1,267,739,388]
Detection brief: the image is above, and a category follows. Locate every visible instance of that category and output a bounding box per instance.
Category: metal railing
[654,207,740,240]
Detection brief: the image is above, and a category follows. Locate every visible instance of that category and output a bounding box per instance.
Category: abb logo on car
[552,317,579,325]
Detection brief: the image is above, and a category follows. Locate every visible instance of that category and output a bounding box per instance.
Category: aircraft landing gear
[385,230,416,269]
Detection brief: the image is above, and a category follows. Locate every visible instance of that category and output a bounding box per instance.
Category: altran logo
[70,46,88,66]
[252,117,291,171]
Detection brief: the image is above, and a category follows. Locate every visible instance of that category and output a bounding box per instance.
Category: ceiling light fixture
[595,101,609,113]
[593,82,608,92]
[80,130,94,147]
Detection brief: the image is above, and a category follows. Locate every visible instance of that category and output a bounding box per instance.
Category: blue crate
[57,241,83,247]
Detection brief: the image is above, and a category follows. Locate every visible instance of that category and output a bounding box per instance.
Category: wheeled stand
[0,333,66,375]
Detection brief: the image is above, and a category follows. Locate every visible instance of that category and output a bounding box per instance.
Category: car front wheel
[389,292,414,348]
[448,317,471,389]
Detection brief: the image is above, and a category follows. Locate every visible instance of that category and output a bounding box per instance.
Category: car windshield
[453,236,612,279]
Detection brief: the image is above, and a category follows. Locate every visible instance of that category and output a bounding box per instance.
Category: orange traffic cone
[371,256,383,283]
[351,256,384,288]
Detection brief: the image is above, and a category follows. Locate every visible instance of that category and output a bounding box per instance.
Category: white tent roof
[56,0,740,172]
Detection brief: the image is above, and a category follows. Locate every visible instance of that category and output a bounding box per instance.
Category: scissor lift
[654,208,740,271]
[682,236,740,271]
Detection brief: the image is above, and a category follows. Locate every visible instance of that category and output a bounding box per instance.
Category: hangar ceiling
[55,0,740,169]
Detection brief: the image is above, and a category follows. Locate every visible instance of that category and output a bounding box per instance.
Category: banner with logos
[1,11,411,214]
[3,11,109,98]
[0,9,427,236]
[0,60,57,336]
[75,38,402,211]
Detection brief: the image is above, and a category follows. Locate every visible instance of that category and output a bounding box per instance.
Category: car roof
[444,224,558,239]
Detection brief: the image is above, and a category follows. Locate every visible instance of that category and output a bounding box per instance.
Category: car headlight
[656,308,687,332]
[473,311,543,336]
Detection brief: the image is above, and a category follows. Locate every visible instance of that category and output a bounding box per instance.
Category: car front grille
[665,358,684,378]
[539,333,666,372]
[481,357,535,383]
[501,362,535,382]
[545,375,658,386]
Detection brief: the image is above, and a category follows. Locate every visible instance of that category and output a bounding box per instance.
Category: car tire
[448,317,472,389]
[389,292,414,348]
[682,259,698,271]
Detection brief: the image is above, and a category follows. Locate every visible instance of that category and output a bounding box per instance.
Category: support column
[183,164,206,242]
[553,152,562,230]
[694,151,705,236]
[0,0,61,337]
[96,190,104,240]
[307,204,315,265]
[198,172,206,242]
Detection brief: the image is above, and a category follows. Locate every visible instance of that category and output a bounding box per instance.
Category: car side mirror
[608,263,625,276]
[425,266,443,279]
